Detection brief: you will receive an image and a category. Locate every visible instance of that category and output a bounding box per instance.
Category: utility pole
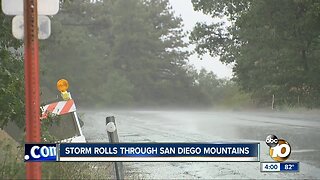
[24,0,41,179]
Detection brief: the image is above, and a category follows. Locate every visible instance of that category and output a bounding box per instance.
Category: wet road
[81,110,320,179]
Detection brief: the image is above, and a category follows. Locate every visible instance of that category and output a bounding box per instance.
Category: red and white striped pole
[24,0,42,179]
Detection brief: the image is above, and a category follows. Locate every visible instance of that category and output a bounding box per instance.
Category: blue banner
[25,143,260,162]
[59,143,260,162]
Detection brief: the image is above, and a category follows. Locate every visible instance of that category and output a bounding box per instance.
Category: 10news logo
[265,135,291,162]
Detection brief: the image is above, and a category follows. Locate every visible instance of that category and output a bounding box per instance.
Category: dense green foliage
[191,0,320,107]
[0,1,24,128]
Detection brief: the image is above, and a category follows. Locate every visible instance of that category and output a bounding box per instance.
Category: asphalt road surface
[81,110,320,179]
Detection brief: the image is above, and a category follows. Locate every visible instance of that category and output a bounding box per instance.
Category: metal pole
[24,0,42,179]
[106,116,124,180]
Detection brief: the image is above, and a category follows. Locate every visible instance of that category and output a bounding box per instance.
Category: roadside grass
[0,131,24,179]
[271,104,320,115]
[0,130,117,179]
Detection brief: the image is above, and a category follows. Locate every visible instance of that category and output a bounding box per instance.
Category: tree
[0,0,24,128]
[108,0,194,105]
[41,0,207,106]
[191,0,320,107]
[40,0,134,106]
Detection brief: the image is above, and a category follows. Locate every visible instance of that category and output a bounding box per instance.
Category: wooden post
[106,116,124,180]
[272,94,275,110]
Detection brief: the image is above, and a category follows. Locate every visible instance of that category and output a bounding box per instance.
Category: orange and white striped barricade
[40,99,76,119]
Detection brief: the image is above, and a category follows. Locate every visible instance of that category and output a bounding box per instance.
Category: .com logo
[265,135,291,162]
[25,144,57,162]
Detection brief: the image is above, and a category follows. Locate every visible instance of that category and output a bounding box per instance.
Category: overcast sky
[168,0,233,79]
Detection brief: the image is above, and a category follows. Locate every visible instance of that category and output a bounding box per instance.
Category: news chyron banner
[24,143,260,162]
